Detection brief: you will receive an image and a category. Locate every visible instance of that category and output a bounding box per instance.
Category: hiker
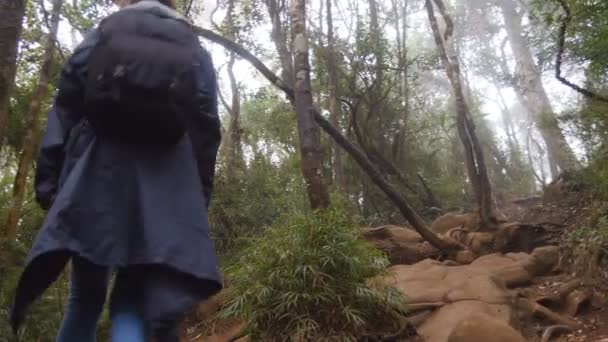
[9,0,222,341]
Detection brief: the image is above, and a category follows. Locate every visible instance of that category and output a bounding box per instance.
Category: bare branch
[184,0,194,17]
[554,0,608,103]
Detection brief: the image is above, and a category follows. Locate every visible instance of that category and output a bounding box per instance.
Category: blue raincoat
[10,0,222,332]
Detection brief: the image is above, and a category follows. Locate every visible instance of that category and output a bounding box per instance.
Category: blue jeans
[56,257,179,342]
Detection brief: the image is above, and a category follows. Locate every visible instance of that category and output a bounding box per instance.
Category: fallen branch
[193,26,294,101]
[406,302,446,312]
[554,0,608,103]
[314,113,456,251]
[194,26,459,253]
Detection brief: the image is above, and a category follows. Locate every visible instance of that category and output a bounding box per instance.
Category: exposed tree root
[406,302,446,312]
[563,289,592,317]
[517,298,580,329]
[535,279,584,308]
[540,324,573,342]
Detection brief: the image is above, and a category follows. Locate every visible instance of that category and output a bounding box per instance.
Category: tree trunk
[425,0,497,230]
[225,0,242,170]
[0,0,27,153]
[391,0,410,166]
[4,0,64,240]
[392,0,404,99]
[325,0,345,191]
[497,89,519,155]
[401,0,409,116]
[417,172,441,209]
[368,0,383,85]
[226,54,242,168]
[314,111,457,251]
[499,0,579,178]
[265,0,294,88]
[289,0,330,210]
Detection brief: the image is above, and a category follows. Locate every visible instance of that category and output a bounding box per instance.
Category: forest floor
[185,179,608,342]
[533,276,608,342]
[514,184,608,342]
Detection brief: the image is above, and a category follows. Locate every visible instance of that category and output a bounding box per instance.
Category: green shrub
[209,155,307,257]
[219,207,405,341]
[582,152,608,200]
[563,214,608,279]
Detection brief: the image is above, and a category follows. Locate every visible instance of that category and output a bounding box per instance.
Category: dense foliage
[219,206,405,340]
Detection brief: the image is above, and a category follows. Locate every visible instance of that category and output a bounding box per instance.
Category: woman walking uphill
[9,0,222,341]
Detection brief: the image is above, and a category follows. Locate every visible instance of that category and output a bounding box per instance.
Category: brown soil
[184,178,608,342]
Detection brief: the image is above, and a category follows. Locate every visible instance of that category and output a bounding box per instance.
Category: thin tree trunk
[70,0,79,48]
[417,172,441,209]
[315,110,456,251]
[367,0,384,108]
[392,0,403,99]
[4,0,65,240]
[225,0,242,170]
[226,53,242,168]
[368,0,382,84]
[266,0,294,88]
[391,0,410,166]
[326,0,345,191]
[0,0,27,153]
[497,88,518,153]
[527,126,547,187]
[425,0,497,230]
[401,0,409,117]
[499,0,579,178]
[289,0,330,210]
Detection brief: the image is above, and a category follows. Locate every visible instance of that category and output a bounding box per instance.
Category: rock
[430,213,477,234]
[362,226,439,264]
[446,312,526,342]
[381,247,562,341]
[523,246,560,276]
[362,225,423,244]
[386,260,511,305]
[454,250,476,264]
[444,229,495,255]
[419,301,517,342]
[468,246,560,287]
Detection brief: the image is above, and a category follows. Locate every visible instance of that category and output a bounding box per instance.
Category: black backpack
[84,9,201,147]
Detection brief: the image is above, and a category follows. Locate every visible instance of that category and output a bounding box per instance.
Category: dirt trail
[185,181,608,341]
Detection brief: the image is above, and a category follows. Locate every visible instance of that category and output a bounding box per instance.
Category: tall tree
[0,0,27,153]
[367,0,383,86]
[265,0,294,88]
[425,0,497,229]
[4,0,65,240]
[289,0,330,210]
[393,0,409,116]
[499,0,580,177]
[325,0,345,190]
[225,0,242,170]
